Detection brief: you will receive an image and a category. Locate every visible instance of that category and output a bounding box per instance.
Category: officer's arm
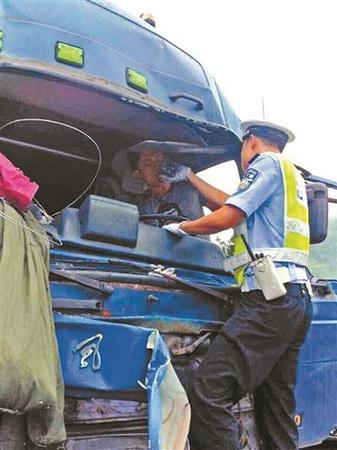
[180,204,245,235]
[187,172,230,211]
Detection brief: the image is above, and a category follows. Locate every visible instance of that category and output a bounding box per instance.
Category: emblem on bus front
[73,333,103,371]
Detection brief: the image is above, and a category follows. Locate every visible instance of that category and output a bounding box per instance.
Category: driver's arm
[187,171,230,211]
[180,204,244,234]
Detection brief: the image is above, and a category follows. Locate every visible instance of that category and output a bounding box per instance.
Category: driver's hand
[163,222,189,237]
[159,160,191,183]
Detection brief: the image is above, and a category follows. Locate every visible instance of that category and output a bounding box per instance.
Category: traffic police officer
[163,121,313,450]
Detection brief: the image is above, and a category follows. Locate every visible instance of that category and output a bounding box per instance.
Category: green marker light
[126,68,148,93]
[55,41,84,68]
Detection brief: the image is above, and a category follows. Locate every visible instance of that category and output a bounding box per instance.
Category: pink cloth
[0,152,39,211]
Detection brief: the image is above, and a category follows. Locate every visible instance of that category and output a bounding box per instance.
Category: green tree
[216,236,234,258]
[309,213,337,279]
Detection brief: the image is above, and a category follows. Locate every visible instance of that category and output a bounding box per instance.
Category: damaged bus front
[0,1,336,449]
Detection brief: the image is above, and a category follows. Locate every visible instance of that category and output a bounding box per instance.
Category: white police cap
[241,120,295,150]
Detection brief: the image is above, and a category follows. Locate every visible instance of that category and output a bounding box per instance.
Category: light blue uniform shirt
[225,153,308,289]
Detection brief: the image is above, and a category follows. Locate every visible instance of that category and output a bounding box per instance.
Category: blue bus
[0,1,336,448]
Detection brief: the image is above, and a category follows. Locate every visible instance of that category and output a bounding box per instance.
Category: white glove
[162,222,188,237]
[159,159,191,183]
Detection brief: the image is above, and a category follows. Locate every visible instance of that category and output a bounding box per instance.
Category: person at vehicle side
[0,155,66,448]
[163,121,313,450]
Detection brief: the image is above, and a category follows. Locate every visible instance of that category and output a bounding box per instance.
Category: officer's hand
[162,222,189,237]
[159,159,191,183]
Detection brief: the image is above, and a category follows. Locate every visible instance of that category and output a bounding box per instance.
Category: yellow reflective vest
[224,153,310,285]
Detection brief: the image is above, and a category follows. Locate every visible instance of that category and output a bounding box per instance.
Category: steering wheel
[139,214,188,225]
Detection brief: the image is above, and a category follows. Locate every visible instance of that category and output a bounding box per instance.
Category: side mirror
[306,182,328,244]
[79,195,139,247]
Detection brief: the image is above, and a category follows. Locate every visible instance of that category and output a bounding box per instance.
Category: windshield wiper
[50,268,114,295]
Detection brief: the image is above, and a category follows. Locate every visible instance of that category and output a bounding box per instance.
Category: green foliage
[215,236,234,258]
[309,215,337,280]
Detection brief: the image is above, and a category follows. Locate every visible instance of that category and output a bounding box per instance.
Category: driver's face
[137,150,171,197]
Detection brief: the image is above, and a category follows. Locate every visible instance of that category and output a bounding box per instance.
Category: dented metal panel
[55,315,190,449]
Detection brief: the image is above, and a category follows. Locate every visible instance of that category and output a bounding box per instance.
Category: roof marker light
[126,68,148,93]
[55,41,84,68]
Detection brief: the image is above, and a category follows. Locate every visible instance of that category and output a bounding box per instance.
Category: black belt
[283,282,309,297]
[246,282,310,298]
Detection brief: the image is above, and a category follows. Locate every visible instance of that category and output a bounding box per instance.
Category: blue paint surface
[296,298,337,447]
[55,314,150,392]
[53,207,229,273]
[1,1,337,447]
[0,0,241,135]
[55,314,172,450]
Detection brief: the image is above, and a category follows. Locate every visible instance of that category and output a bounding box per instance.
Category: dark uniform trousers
[189,283,312,450]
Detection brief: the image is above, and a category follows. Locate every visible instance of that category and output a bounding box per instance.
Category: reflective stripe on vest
[224,153,310,284]
[231,221,250,284]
